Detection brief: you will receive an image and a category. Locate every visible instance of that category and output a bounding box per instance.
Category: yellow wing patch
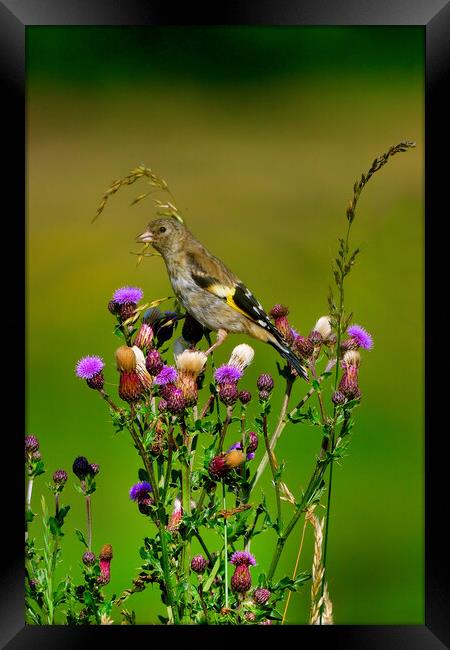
[226,293,252,319]
[206,283,251,319]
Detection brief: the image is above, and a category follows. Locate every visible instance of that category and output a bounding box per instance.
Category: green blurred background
[26,26,424,624]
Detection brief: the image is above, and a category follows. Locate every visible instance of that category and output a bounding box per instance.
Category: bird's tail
[268,339,309,382]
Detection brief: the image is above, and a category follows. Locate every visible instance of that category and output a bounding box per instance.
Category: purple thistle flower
[129,481,152,502]
[154,365,178,385]
[75,356,104,380]
[246,452,255,461]
[230,551,257,566]
[347,324,373,350]
[112,286,143,305]
[214,365,243,384]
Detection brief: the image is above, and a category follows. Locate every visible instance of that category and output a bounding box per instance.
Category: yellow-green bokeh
[26,26,424,624]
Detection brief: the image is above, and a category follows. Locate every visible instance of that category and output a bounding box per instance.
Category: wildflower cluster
[25,141,413,625]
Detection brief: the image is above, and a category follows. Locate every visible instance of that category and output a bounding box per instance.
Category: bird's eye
[159,226,167,233]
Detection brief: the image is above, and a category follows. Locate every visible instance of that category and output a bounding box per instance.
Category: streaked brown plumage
[136,218,308,380]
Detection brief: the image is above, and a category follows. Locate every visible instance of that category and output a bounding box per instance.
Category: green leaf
[25,509,35,523]
[83,589,95,610]
[48,516,61,537]
[138,468,149,482]
[203,555,221,592]
[33,461,46,478]
[75,529,88,548]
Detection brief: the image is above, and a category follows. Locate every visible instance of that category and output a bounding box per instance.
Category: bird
[136,218,308,380]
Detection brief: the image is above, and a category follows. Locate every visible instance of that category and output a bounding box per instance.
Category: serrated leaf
[75,529,88,548]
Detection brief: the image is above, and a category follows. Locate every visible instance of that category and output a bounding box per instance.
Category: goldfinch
[136,218,308,380]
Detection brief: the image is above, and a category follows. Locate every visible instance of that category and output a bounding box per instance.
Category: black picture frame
[1,1,448,646]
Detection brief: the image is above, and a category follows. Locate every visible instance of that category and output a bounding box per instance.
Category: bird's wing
[187,250,284,341]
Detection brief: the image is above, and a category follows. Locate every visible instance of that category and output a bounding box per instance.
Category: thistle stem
[86,495,92,551]
[181,422,192,622]
[263,414,282,531]
[25,476,34,542]
[194,531,213,565]
[223,481,229,610]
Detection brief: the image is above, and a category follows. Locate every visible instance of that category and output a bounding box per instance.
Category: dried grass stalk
[307,507,334,625]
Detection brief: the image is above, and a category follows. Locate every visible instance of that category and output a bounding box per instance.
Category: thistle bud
[88,463,100,476]
[145,348,164,376]
[134,323,153,350]
[158,398,168,412]
[191,555,208,574]
[98,544,113,585]
[293,335,314,359]
[253,588,271,605]
[72,456,90,480]
[257,374,274,393]
[218,382,239,406]
[119,371,143,402]
[247,431,258,454]
[53,469,68,485]
[239,390,252,405]
[339,350,361,400]
[332,390,346,406]
[166,387,186,415]
[269,304,293,343]
[25,435,39,455]
[82,551,96,567]
[231,564,252,594]
[308,330,323,346]
[208,454,229,481]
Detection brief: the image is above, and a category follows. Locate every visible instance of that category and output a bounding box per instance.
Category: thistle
[175,349,207,406]
[98,544,113,584]
[75,356,105,390]
[109,286,143,322]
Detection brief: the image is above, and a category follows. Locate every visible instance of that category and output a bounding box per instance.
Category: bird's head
[136,218,186,257]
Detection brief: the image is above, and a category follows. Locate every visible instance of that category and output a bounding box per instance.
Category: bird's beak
[136,229,153,243]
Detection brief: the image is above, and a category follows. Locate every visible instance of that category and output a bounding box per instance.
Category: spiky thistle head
[347,324,373,350]
[75,355,105,389]
[230,550,256,566]
[228,344,255,373]
[214,365,242,384]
